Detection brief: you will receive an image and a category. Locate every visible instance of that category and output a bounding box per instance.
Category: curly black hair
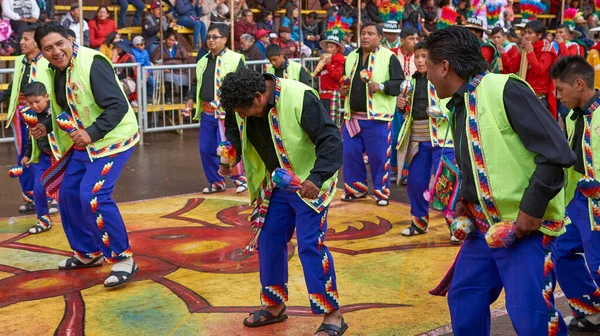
[220,67,267,111]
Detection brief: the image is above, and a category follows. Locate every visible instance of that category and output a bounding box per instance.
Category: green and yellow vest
[47,46,138,161]
[344,47,397,121]
[240,78,337,212]
[396,79,453,149]
[265,60,303,81]
[463,73,565,236]
[193,49,245,120]
[565,103,600,230]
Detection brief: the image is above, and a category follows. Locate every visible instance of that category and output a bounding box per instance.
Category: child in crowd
[265,44,312,86]
[20,82,57,234]
[131,36,154,99]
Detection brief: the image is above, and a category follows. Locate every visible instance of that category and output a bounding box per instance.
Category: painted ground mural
[0,191,478,335]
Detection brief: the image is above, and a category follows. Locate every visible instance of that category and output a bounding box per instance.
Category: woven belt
[465,202,491,234]
[410,119,430,142]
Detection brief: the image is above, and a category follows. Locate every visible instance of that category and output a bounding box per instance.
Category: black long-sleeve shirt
[188,50,245,101]
[570,91,600,175]
[412,72,429,120]
[0,57,32,104]
[225,74,343,188]
[24,106,51,158]
[272,61,312,87]
[447,78,576,218]
[48,56,130,142]
[345,48,404,113]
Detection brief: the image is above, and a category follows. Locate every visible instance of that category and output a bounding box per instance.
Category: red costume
[316,52,345,100]
[526,40,558,118]
[500,45,521,74]
[481,45,496,67]
[557,41,584,56]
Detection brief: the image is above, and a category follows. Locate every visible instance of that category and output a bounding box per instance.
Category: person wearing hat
[314,16,347,127]
[142,1,176,54]
[272,26,299,58]
[382,20,402,49]
[186,24,247,195]
[131,36,154,100]
[340,22,404,207]
[256,29,271,58]
[265,44,311,86]
[462,17,503,73]
[60,3,89,47]
[34,23,141,287]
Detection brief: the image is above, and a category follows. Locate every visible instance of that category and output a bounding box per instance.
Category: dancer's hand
[70,129,92,147]
[454,201,467,218]
[30,123,47,139]
[218,165,232,177]
[368,81,382,93]
[340,86,349,96]
[20,156,29,167]
[396,96,407,109]
[300,180,319,199]
[515,210,542,238]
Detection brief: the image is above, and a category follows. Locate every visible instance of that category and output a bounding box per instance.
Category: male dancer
[556,23,585,57]
[381,20,401,49]
[265,44,312,86]
[0,24,52,214]
[340,23,404,206]
[220,67,346,336]
[396,42,456,241]
[35,23,138,287]
[551,56,600,332]
[426,26,574,335]
[187,24,247,194]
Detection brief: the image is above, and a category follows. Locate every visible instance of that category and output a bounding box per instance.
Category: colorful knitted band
[272,168,302,192]
[577,176,600,199]
[260,284,289,306]
[20,107,38,127]
[318,210,327,250]
[42,147,73,196]
[344,181,368,195]
[8,165,23,178]
[542,247,561,335]
[73,250,102,260]
[37,214,51,229]
[428,82,451,147]
[211,48,227,119]
[580,107,600,230]
[567,289,600,318]
[104,247,133,263]
[244,178,273,253]
[309,291,340,314]
[88,132,139,159]
[56,111,77,134]
[48,133,62,160]
[412,215,429,232]
[22,190,33,203]
[96,213,104,230]
[232,176,247,187]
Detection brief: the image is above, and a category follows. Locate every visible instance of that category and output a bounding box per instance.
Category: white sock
[104,257,135,285]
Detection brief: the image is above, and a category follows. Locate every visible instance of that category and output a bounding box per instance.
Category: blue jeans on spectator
[177,16,206,49]
[118,0,144,27]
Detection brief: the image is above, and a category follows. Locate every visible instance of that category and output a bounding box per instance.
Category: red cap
[256,29,271,39]
[151,1,161,9]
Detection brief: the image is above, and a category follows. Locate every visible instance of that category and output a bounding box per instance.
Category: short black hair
[22,24,39,35]
[361,22,383,37]
[266,44,283,58]
[221,67,267,110]
[525,20,546,36]
[67,29,76,38]
[550,56,594,88]
[23,81,48,97]
[400,27,418,39]
[35,23,70,49]
[424,26,489,80]
[241,9,253,17]
[490,26,505,36]
[308,11,318,20]
[207,24,229,38]
[556,23,567,30]
[414,41,426,51]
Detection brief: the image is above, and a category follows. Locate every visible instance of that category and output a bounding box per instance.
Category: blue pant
[555,189,600,318]
[14,120,34,203]
[343,120,391,201]
[117,0,144,27]
[199,113,245,188]
[390,109,405,174]
[258,189,340,314]
[59,148,134,263]
[449,231,567,335]
[32,152,52,227]
[406,142,454,229]
[177,16,206,49]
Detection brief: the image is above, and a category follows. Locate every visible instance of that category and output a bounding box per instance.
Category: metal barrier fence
[0,57,320,146]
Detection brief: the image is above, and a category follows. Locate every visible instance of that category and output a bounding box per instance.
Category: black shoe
[19,202,35,213]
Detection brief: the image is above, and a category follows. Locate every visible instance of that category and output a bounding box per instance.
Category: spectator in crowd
[199,0,220,29]
[320,6,340,41]
[174,0,207,50]
[272,25,299,58]
[132,36,154,99]
[2,0,39,37]
[339,0,358,21]
[420,0,437,32]
[256,28,270,57]
[240,33,263,60]
[37,0,54,22]
[256,9,275,32]
[585,13,598,38]
[232,0,248,20]
[280,5,300,41]
[114,0,145,27]
[343,30,354,55]
[504,0,515,28]
[303,12,321,52]
[143,1,176,54]
[456,0,469,25]
[151,31,189,103]
[265,43,311,85]
[234,9,257,50]
[365,0,383,24]
[403,0,420,21]
[60,3,89,47]
[89,6,117,50]
[111,39,138,104]
[100,31,121,58]
[211,1,231,25]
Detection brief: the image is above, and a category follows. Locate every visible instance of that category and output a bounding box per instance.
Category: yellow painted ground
[0,191,490,336]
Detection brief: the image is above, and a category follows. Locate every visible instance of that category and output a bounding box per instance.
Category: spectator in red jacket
[89,6,117,49]
[490,26,521,74]
[234,9,257,50]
